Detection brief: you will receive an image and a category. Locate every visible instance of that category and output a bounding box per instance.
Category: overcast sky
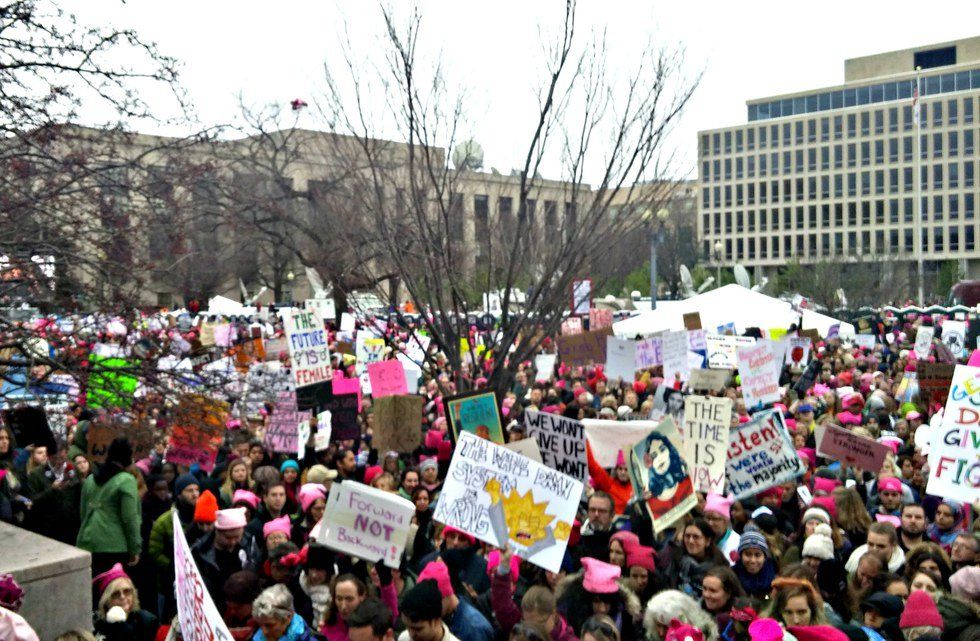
[65,1,980,181]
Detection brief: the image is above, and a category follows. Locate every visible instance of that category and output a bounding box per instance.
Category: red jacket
[586,444,633,515]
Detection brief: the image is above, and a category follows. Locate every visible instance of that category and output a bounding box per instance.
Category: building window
[848,202,857,226]
[949,99,958,124]
[965,130,975,155]
[834,144,843,168]
[950,195,960,219]
[967,226,975,251]
[904,167,913,192]
[965,97,974,124]
[888,107,899,133]
[735,130,743,151]
[860,112,870,135]
[861,141,870,166]
[966,193,975,218]
[724,131,732,152]
[904,136,913,161]
[874,110,884,134]
[933,132,943,158]
[889,199,899,223]
[933,101,943,127]
[934,227,944,252]
[747,128,755,150]
[903,105,914,130]
[934,164,943,190]
[949,131,959,156]
[951,162,960,188]
[889,168,899,194]
[760,126,767,148]
[967,162,975,188]
[888,138,898,162]
[905,229,914,252]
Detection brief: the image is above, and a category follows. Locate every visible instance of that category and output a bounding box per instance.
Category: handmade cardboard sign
[372,394,425,453]
[605,336,637,383]
[942,320,967,358]
[589,308,613,331]
[534,353,557,382]
[815,423,890,471]
[314,481,414,568]
[556,327,613,368]
[265,392,312,454]
[681,396,733,494]
[926,364,980,504]
[661,330,691,381]
[434,432,582,572]
[635,336,663,369]
[561,317,583,336]
[726,410,804,500]
[366,359,408,398]
[166,396,228,472]
[705,334,756,369]
[504,438,543,463]
[444,390,504,444]
[800,328,821,344]
[688,368,730,392]
[199,323,216,347]
[523,410,587,481]
[737,341,781,408]
[264,337,289,361]
[917,362,956,406]
[627,417,697,533]
[571,280,591,316]
[853,334,876,349]
[86,423,115,465]
[174,511,233,641]
[914,326,934,360]
[283,308,331,388]
[785,337,811,367]
[355,333,386,375]
[683,312,702,331]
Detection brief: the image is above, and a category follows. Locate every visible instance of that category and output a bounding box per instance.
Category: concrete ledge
[0,522,92,641]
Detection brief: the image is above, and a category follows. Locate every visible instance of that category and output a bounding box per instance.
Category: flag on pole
[912,80,920,125]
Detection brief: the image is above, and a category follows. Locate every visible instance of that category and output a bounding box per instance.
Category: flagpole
[914,66,925,305]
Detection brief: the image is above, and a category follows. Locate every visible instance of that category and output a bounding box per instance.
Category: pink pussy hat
[581,557,621,594]
[215,507,248,531]
[704,493,733,521]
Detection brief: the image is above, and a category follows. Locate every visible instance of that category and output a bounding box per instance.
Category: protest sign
[571,279,591,315]
[340,312,356,332]
[264,337,289,360]
[942,320,967,358]
[367,359,408,398]
[815,423,890,471]
[926,364,980,503]
[661,330,691,381]
[265,392,312,454]
[589,308,613,331]
[534,353,557,382]
[325,391,360,441]
[283,308,331,388]
[173,511,233,641]
[583,419,664,468]
[681,396,732,494]
[726,410,804,500]
[917,362,956,405]
[166,396,228,473]
[800,328,821,344]
[683,312,702,331]
[635,336,663,369]
[86,423,115,464]
[86,354,138,409]
[914,326,934,360]
[397,355,422,394]
[445,390,504,444]
[524,410,587,481]
[605,336,637,383]
[373,394,425,453]
[305,298,336,323]
[627,417,697,533]
[853,334,876,349]
[705,334,755,369]
[435,432,581,572]
[199,322,216,347]
[314,481,414,568]
[561,317,583,336]
[688,368,730,392]
[785,337,811,367]
[355,333,386,375]
[556,327,613,368]
[687,329,707,353]
[232,338,265,370]
[402,334,430,365]
[237,362,292,418]
[505,438,543,463]
[737,341,781,408]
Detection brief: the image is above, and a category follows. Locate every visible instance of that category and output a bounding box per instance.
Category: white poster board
[605,336,637,383]
[915,326,934,360]
[314,481,415,568]
[173,511,234,641]
[942,321,967,358]
[737,341,782,408]
[726,410,803,500]
[282,308,331,388]
[926,365,980,504]
[434,432,582,572]
[661,330,691,382]
[534,353,557,382]
[681,395,732,494]
[524,410,588,481]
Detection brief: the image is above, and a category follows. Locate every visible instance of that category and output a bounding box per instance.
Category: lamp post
[713,240,723,288]
[646,207,670,310]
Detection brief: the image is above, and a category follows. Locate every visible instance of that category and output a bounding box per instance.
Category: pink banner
[367,359,409,398]
[815,424,890,471]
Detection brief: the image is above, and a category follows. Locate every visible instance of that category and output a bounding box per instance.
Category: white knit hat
[802,523,834,561]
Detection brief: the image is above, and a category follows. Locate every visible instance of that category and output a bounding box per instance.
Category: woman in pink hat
[92,563,159,641]
[555,557,642,641]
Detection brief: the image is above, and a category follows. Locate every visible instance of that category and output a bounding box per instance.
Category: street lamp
[713,240,723,288]
[644,207,670,310]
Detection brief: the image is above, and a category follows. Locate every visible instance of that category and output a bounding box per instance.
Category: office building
[698,36,980,296]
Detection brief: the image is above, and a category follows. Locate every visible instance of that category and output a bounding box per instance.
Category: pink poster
[367,359,409,398]
[332,373,363,411]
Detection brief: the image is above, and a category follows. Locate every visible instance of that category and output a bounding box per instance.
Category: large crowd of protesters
[0,307,978,641]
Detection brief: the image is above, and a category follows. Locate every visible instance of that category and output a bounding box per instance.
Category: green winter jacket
[148,507,176,569]
[76,467,141,556]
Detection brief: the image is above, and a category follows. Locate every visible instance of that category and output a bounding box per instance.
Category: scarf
[253,612,310,641]
[734,558,777,598]
[300,571,332,628]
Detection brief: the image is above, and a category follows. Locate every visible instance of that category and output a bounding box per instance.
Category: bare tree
[314,1,699,389]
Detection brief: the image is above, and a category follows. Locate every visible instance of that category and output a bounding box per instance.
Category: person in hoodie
[491,548,578,641]
[586,446,633,516]
[76,437,142,577]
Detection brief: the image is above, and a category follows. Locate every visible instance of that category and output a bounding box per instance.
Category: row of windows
[703,225,976,261]
[702,132,976,181]
[701,197,978,236]
[703,98,977,156]
[746,68,980,122]
[701,163,977,208]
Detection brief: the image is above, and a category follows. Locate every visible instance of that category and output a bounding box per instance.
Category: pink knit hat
[878,477,902,493]
[425,429,444,450]
[299,483,327,512]
[215,507,248,531]
[899,590,944,630]
[625,545,657,573]
[92,563,129,595]
[812,476,838,496]
[610,530,640,552]
[581,557,621,594]
[363,465,384,486]
[665,619,704,641]
[418,560,453,598]
[263,515,292,539]
[703,493,733,521]
[232,489,260,510]
[747,619,784,641]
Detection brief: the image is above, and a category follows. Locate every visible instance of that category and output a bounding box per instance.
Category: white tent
[612,285,854,338]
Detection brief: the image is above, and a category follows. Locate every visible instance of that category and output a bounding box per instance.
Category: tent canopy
[612,285,854,339]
